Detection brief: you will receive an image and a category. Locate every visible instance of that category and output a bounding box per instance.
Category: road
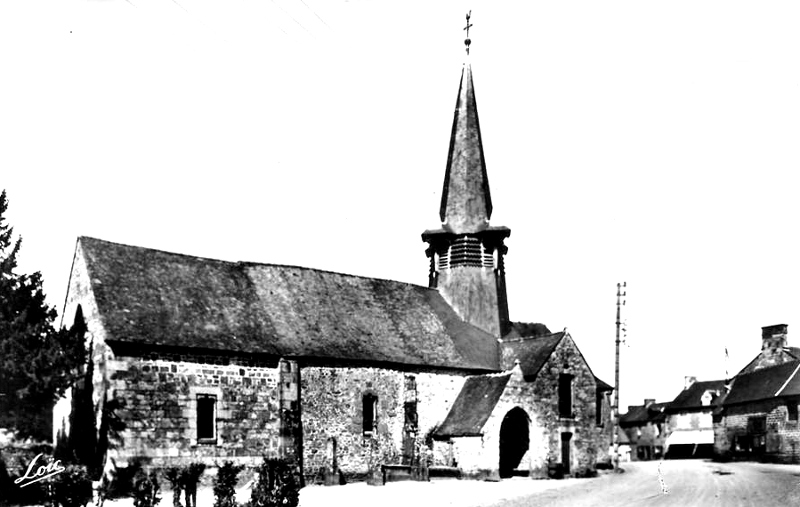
[296,459,800,507]
[490,460,800,507]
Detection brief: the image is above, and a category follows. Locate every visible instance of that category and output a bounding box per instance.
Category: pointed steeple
[439,59,493,234]
[422,20,512,339]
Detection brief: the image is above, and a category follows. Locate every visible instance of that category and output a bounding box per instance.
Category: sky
[2,0,800,411]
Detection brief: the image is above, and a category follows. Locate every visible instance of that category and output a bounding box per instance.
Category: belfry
[422,24,510,338]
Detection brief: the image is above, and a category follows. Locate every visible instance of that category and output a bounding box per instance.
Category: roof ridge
[500,331,564,343]
[775,362,800,397]
[79,236,434,290]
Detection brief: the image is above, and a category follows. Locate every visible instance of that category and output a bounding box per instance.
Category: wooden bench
[381,464,414,484]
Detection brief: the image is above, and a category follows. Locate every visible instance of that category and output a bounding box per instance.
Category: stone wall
[447,335,609,479]
[527,335,609,476]
[106,355,281,468]
[621,422,666,461]
[717,400,800,463]
[56,243,114,447]
[300,365,466,483]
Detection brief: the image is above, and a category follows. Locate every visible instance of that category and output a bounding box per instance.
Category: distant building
[714,325,800,463]
[618,399,668,461]
[663,377,725,459]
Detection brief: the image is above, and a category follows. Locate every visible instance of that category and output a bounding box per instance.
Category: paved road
[490,460,800,507]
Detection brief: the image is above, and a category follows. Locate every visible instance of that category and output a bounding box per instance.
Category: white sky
[3,0,800,411]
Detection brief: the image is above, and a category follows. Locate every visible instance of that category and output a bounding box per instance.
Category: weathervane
[463,10,473,54]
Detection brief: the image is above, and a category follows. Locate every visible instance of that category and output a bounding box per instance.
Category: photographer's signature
[13,453,66,488]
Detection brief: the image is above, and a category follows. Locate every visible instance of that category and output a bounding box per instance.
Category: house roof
[619,402,668,425]
[724,360,800,406]
[666,380,726,412]
[77,236,498,371]
[596,376,614,392]
[433,373,511,437]
[501,332,565,380]
[736,347,800,376]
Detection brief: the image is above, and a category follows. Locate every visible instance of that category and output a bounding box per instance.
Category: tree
[0,189,86,440]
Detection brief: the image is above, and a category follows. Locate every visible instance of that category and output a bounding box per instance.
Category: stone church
[54,49,612,483]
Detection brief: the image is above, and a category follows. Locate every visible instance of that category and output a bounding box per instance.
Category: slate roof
[76,237,498,371]
[737,347,800,375]
[503,321,552,340]
[501,332,565,380]
[665,380,726,412]
[596,376,613,392]
[433,373,511,437]
[723,360,800,406]
[619,402,668,426]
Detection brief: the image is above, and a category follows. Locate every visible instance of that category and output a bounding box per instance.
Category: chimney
[762,324,788,353]
[684,376,697,390]
[644,398,655,407]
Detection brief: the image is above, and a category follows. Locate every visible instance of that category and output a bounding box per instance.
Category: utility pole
[612,281,626,472]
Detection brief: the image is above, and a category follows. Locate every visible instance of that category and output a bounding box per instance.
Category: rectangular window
[363,394,378,436]
[595,392,604,426]
[559,374,573,418]
[789,403,799,422]
[197,394,217,442]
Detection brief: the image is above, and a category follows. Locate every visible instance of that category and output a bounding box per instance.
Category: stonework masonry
[300,365,466,483]
[527,335,609,475]
[716,400,800,463]
[441,335,609,478]
[107,356,281,468]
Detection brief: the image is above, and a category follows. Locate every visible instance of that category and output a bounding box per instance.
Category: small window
[789,403,798,422]
[363,393,378,436]
[197,394,217,442]
[558,374,573,418]
[595,392,604,427]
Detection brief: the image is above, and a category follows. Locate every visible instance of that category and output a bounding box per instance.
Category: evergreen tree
[0,189,86,440]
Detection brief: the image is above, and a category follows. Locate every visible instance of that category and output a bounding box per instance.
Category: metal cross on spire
[464,10,473,54]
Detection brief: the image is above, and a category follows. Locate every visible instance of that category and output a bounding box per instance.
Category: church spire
[422,16,511,338]
[439,16,492,234]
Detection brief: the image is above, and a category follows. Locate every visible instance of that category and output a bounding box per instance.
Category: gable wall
[450,335,610,478]
[527,335,609,475]
[300,365,466,483]
[55,244,112,446]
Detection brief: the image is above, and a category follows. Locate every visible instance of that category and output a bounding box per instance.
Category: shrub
[213,462,243,507]
[132,469,160,507]
[249,459,298,507]
[103,461,144,500]
[164,468,183,507]
[51,464,93,507]
[181,463,205,507]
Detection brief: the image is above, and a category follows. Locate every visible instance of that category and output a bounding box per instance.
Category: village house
[662,377,725,459]
[714,324,800,463]
[618,399,668,461]
[53,44,613,483]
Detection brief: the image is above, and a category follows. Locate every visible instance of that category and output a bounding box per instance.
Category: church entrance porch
[499,407,530,478]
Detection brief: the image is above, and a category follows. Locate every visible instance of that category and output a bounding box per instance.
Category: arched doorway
[499,407,530,478]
